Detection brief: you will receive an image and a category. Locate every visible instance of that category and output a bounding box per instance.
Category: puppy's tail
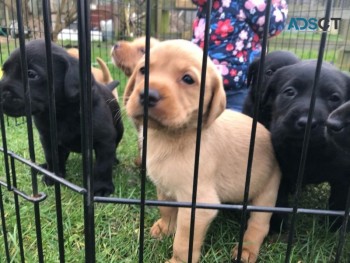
[96,57,113,84]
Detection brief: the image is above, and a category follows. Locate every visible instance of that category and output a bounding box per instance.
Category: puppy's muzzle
[139,89,160,107]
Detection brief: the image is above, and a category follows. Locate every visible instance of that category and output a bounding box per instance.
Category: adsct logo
[288,17,341,31]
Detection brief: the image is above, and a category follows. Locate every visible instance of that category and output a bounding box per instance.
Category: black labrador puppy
[242,50,300,128]
[259,60,350,232]
[0,40,124,196]
[326,101,350,153]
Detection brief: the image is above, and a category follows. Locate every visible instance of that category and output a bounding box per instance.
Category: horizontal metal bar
[2,147,347,217]
[0,148,87,194]
[94,197,349,217]
[0,180,7,188]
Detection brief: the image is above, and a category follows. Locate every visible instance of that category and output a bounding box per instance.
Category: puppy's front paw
[150,218,175,239]
[232,245,258,263]
[94,181,115,197]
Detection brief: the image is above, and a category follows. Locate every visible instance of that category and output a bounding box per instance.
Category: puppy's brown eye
[329,94,340,102]
[139,48,145,54]
[28,69,38,80]
[182,74,194,85]
[140,67,145,75]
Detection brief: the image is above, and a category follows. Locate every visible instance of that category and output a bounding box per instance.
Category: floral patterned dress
[192,0,288,91]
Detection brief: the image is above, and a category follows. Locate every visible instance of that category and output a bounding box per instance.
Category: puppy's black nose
[326,118,344,133]
[296,116,318,130]
[113,44,119,50]
[139,89,160,107]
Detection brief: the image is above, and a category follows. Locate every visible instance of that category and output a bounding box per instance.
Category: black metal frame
[0,0,349,262]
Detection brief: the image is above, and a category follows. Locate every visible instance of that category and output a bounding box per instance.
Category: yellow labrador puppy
[124,39,281,263]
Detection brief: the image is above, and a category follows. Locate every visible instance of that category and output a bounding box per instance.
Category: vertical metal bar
[284,1,333,262]
[0,185,11,262]
[0,85,11,190]
[138,0,151,261]
[10,157,25,263]
[187,1,212,262]
[77,0,95,262]
[237,0,271,262]
[0,65,11,262]
[41,0,65,262]
[14,0,44,261]
[235,0,272,261]
[334,185,350,263]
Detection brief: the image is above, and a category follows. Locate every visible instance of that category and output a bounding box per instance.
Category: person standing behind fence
[192,0,288,112]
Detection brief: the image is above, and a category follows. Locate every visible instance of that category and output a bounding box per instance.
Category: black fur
[0,40,124,196]
[257,60,350,232]
[242,50,300,128]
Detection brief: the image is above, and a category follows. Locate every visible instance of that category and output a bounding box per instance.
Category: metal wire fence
[0,0,350,262]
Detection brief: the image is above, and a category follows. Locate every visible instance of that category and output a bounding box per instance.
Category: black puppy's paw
[94,181,115,197]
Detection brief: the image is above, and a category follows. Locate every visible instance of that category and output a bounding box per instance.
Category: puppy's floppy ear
[204,69,226,127]
[123,67,138,106]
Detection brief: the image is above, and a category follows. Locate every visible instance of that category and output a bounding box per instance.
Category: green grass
[0,39,350,263]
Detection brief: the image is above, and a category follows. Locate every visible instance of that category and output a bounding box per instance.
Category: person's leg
[225,88,249,112]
